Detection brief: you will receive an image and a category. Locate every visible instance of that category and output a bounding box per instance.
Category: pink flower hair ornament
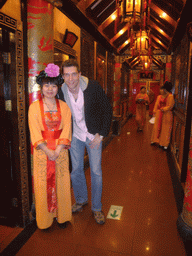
[36,63,64,86]
[44,63,60,77]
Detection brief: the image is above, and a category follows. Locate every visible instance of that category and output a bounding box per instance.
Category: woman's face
[42,82,58,99]
[141,87,146,94]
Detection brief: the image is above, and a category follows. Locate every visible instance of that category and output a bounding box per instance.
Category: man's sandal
[72,201,88,213]
[93,211,105,225]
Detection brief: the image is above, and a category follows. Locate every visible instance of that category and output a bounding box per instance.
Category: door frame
[0,12,30,227]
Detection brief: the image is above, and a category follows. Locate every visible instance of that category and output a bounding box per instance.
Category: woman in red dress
[28,63,72,230]
[151,81,175,150]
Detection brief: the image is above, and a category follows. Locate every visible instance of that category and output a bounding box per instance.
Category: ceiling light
[119,29,124,35]
[160,12,167,19]
[111,14,116,20]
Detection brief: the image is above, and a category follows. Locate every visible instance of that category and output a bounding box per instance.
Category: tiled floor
[2,117,187,255]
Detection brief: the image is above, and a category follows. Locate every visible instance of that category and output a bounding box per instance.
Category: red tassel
[140,28,142,55]
[148,7,150,25]
[144,0,147,11]
[115,18,117,34]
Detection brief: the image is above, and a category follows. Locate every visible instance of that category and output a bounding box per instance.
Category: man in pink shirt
[58,59,112,224]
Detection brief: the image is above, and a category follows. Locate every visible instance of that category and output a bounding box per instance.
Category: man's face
[63,66,81,92]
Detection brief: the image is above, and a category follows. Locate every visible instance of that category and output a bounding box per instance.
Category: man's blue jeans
[70,136,103,212]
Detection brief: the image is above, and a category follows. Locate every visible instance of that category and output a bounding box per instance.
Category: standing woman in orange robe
[135,85,149,132]
[28,63,72,230]
[151,81,175,150]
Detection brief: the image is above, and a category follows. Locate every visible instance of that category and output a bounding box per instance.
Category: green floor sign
[107,205,123,220]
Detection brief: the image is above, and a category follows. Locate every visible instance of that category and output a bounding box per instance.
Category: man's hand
[89,133,103,149]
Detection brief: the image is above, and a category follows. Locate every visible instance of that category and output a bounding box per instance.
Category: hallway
[1,117,186,255]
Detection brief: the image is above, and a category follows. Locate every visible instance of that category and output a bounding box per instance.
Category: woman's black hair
[36,70,64,88]
[162,81,173,92]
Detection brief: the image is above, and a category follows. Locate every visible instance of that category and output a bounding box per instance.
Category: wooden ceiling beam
[98,9,118,32]
[152,0,184,22]
[150,21,172,42]
[150,2,177,27]
[151,36,167,52]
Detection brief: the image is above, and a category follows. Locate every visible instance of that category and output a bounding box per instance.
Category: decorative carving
[54,40,76,57]
[0,12,17,29]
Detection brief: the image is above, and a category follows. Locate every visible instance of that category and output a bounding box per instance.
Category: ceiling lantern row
[121,0,142,26]
[116,0,152,70]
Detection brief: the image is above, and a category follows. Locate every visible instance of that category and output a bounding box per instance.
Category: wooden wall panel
[171,32,190,179]
[80,29,94,80]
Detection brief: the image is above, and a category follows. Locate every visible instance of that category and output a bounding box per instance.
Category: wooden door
[149,82,160,116]
[0,26,17,226]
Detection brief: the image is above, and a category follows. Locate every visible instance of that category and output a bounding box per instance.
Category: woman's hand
[53,144,65,160]
[160,107,165,112]
[46,149,57,161]
[38,143,59,161]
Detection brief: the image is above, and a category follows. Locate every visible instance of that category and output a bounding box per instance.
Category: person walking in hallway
[135,85,149,132]
[151,81,175,150]
[58,59,112,224]
[28,63,72,230]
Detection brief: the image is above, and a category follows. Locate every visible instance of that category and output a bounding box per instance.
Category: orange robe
[151,93,175,147]
[28,99,72,229]
[135,93,149,129]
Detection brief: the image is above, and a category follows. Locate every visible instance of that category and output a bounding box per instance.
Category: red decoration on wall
[38,36,53,51]
[28,57,40,77]
[63,29,78,48]
[27,2,52,15]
